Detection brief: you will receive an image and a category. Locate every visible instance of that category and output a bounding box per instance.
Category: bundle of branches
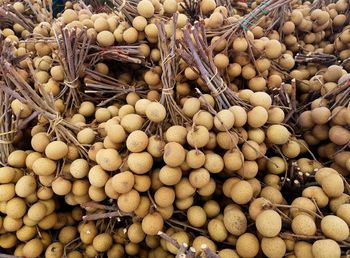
[1,42,88,156]
[23,0,53,23]
[271,79,299,129]
[206,0,292,39]
[179,0,200,24]
[178,23,250,110]
[0,4,34,31]
[83,68,148,106]
[157,17,191,126]
[88,44,148,66]
[0,87,16,165]
[295,52,338,65]
[53,24,91,113]
[266,2,293,38]
[111,0,140,24]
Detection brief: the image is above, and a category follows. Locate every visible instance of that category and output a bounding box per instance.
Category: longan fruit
[3,216,23,232]
[261,237,286,258]
[187,125,210,149]
[187,206,207,228]
[248,198,271,221]
[7,150,27,168]
[22,238,43,258]
[302,186,329,208]
[163,142,186,168]
[236,233,259,258]
[107,124,127,144]
[88,185,107,202]
[223,149,244,171]
[189,168,210,188]
[134,196,151,218]
[96,148,122,171]
[198,178,216,197]
[165,125,188,145]
[97,31,115,47]
[45,141,68,160]
[10,99,32,119]
[204,152,224,173]
[267,125,291,145]
[106,245,124,258]
[312,239,341,258]
[145,102,166,123]
[186,150,205,169]
[70,159,89,179]
[247,106,268,128]
[321,215,349,241]
[15,176,36,198]
[32,158,57,176]
[147,135,165,158]
[38,212,57,230]
[59,226,78,244]
[321,173,344,198]
[127,152,153,174]
[291,214,317,236]
[204,200,220,218]
[208,218,227,242]
[242,140,260,161]
[0,167,16,184]
[77,128,96,144]
[336,203,350,225]
[128,223,145,244]
[6,197,26,219]
[133,16,148,31]
[260,186,284,204]
[45,242,64,258]
[166,231,189,254]
[80,222,97,244]
[118,189,140,213]
[290,197,317,218]
[175,178,196,199]
[231,180,253,205]
[182,98,201,117]
[27,202,47,222]
[137,0,155,18]
[93,233,113,252]
[121,114,144,133]
[79,101,95,117]
[218,249,240,258]
[154,187,175,208]
[256,210,282,237]
[142,212,164,235]
[193,111,214,130]
[237,161,259,179]
[126,130,149,153]
[31,133,50,153]
[223,208,247,236]
[52,177,72,196]
[159,165,182,186]
[175,196,194,210]
[192,236,216,253]
[133,175,150,192]
[267,156,287,175]
[88,165,109,188]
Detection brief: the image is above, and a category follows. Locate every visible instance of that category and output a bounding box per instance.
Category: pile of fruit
[0,0,349,257]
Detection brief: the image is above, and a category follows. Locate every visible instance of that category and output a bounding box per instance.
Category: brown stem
[201,245,219,258]
[158,231,180,249]
[82,211,132,221]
